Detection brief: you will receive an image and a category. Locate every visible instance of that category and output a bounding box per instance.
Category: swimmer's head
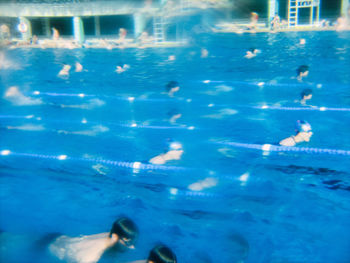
[147,245,177,263]
[251,12,258,18]
[249,48,258,54]
[301,89,312,100]
[295,120,312,133]
[110,217,138,249]
[166,81,180,94]
[168,142,183,151]
[297,65,309,77]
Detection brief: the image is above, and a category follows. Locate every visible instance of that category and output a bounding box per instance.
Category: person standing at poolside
[52,27,59,41]
[117,28,127,45]
[49,217,139,263]
[271,13,280,31]
[0,24,10,41]
[248,12,259,31]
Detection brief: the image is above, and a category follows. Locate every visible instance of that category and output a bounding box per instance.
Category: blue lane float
[168,187,219,199]
[254,105,350,112]
[32,91,183,103]
[201,79,322,88]
[0,150,187,171]
[0,114,195,131]
[219,142,350,156]
[30,90,350,112]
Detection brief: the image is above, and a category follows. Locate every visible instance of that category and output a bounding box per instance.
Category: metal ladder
[153,16,165,43]
[288,0,298,27]
[288,0,320,27]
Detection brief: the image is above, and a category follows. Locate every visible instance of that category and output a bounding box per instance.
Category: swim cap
[168,142,183,151]
[167,108,180,116]
[166,81,179,92]
[109,217,138,248]
[297,65,309,75]
[301,88,312,98]
[148,245,177,263]
[296,120,312,132]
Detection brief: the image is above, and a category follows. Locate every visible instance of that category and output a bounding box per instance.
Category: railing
[0,1,160,17]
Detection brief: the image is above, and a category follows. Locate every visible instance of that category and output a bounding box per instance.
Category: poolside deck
[212,22,344,33]
[4,38,187,50]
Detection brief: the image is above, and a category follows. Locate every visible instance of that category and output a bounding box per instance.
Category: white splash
[4,86,43,106]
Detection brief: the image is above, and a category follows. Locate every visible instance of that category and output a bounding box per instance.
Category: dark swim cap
[301,88,312,98]
[166,81,179,92]
[148,245,177,263]
[297,65,309,75]
[295,120,312,132]
[109,217,138,247]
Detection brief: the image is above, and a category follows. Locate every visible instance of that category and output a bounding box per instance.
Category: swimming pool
[1,31,350,263]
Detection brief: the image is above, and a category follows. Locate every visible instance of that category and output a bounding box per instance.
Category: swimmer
[279,120,313,147]
[165,81,180,97]
[168,55,176,61]
[49,217,138,263]
[149,141,183,165]
[300,88,312,105]
[115,64,130,74]
[188,177,218,191]
[200,48,208,58]
[244,48,258,59]
[299,38,306,45]
[58,64,71,76]
[296,65,309,81]
[167,109,182,124]
[129,245,177,263]
[75,62,83,72]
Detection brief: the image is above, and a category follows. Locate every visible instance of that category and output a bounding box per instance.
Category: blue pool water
[1,31,350,263]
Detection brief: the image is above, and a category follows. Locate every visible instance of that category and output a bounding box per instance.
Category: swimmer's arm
[279,136,296,146]
[149,154,166,164]
[149,150,183,164]
[303,132,313,142]
[163,150,183,161]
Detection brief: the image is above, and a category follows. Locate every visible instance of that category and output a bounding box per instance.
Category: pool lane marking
[0,115,196,131]
[0,150,187,171]
[218,142,350,156]
[255,105,350,112]
[201,79,322,88]
[1,149,224,200]
[30,91,350,112]
[32,91,180,102]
